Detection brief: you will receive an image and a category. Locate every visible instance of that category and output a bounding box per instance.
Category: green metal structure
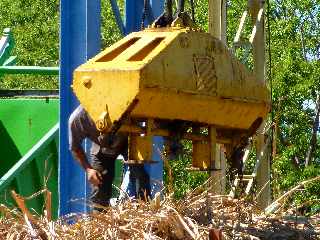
[0,98,59,218]
[0,28,123,218]
[0,66,59,75]
[0,97,123,218]
[0,28,59,76]
[0,28,61,217]
[0,28,16,67]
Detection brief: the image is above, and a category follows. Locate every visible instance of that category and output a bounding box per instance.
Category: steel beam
[250,0,270,208]
[0,66,59,75]
[146,1,164,197]
[125,0,144,34]
[110,0,125,35]
[249,0,265,84]
[0,124,59,192]
[208,0,226,43]
[125,0,163,34]
[59,0,101,216]
[208,0,227,195]
[0,28,15,66]
[0,89,58,97]
[150,0,164,18]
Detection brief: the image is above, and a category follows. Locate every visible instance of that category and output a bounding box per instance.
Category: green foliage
[0,0,123,89]
[101,0,123,49]
[0,0,59,89]
[164,140,208,199]
[268,0,320,209]
[273,152,320,215]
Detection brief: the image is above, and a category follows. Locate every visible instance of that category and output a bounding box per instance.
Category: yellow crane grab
[72,22,270,170]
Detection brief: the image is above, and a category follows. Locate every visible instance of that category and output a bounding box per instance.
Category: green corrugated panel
[0,98,59,159]
[0,98,59,217]
[0,98,123,217]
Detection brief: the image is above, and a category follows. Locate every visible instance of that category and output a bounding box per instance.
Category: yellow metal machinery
[72,11,270,172]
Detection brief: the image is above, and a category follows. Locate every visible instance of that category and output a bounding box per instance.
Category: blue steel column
[124,0,144,34]
[150,0,164,18]
[124,0,165,197]
[147,0,165,197]
[125,0,164,34]
[59,0,101,215]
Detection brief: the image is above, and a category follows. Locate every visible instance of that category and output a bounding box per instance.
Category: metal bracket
[123,159,159,165]
[186,167,222,172]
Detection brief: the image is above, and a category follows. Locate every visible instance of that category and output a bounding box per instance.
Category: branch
[265,175,320,214]
[305,92,320,166]
[300,25,307,60]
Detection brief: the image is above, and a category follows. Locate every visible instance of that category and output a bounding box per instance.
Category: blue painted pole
[59,0,101,216]
[150,0,164,18]
[125,0,163,34]
[124,0,144,35]
[144,136,164,197]
[144,0,165,198]
[110,0,125,35]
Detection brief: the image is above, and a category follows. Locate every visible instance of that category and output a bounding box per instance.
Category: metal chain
[165,0,173,22]
[177,0,185,14]
[141,0,148,30]
[190,0,195,23]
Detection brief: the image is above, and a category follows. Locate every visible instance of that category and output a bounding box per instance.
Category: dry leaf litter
[0,180,319,240]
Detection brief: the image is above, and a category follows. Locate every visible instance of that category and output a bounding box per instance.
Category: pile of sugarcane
[0,178,319,240]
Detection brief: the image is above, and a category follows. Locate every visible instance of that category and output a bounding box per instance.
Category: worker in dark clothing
[68,106,128,208]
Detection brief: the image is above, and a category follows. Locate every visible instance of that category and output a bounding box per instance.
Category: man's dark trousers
[90,152,116,207]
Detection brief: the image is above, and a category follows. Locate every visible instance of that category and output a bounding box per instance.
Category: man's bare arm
[71,148,91,170]
[71,149,102,186]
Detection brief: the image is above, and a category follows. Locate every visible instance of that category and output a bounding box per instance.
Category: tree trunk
[305,92,320,167]
[300,25,307,60]
[273,99,283,157]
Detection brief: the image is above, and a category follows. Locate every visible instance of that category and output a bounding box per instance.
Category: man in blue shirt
[68,106,128,207]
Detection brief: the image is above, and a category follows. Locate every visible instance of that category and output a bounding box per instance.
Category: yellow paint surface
[73,27,270,132]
